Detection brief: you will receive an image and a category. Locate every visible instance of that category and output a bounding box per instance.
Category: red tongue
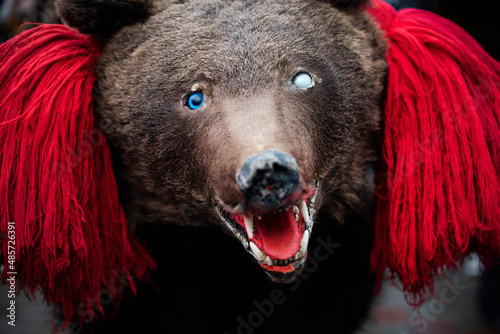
[254,209,301,260]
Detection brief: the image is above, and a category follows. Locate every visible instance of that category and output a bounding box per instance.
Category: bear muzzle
[214,149,317,283]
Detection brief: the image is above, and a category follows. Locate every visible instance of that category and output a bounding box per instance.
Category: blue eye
[186,92,204,110]
[292,72,313,89]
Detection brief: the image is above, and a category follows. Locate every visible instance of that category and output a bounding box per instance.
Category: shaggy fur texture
[89,0,387,228]
[55,0,387,332]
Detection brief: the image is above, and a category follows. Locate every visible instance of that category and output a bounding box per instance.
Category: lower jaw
[262,257,307,283]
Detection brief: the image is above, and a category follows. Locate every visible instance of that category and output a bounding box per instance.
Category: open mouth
[214,189,317,282]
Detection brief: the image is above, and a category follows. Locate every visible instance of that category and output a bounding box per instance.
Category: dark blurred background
[0,0,58,42]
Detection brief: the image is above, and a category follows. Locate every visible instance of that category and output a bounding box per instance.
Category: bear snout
[236,149,300,212]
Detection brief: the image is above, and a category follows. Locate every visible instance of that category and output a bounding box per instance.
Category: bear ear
[320,0,371,9]
[55,0,153,36]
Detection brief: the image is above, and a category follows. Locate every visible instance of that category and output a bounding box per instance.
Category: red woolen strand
[0,25,156,328]
[369,1,500,305]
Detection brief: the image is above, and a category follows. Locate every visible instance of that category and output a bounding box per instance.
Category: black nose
[236,149,300,212]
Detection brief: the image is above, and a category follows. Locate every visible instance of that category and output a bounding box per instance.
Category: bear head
[56,0,387,282]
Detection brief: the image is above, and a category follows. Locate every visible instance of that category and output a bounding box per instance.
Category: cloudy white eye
[292,72,314,89]
[185,92,204,110]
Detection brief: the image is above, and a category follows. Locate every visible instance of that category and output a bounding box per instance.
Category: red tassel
[0,25,156,328]
[368,1,500,305]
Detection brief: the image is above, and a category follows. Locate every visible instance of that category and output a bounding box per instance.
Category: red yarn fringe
[0,25,156,328]
[369,1,500,305]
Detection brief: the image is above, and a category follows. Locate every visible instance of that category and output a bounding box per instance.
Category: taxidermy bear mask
[1,0,500,329]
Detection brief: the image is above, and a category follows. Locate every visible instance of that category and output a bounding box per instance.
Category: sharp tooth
[250,242,266,262]
[300,230,310,254]
[299,200,313,228]
[243,214,254,239]
[266,256,273,266]
[257,215,262,220]
[293,253,299,261]
[310,195,316,207]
